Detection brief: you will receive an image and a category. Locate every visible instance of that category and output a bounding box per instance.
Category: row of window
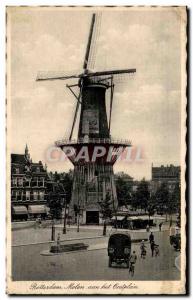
[12,190,45,201]
[12,177,45,187]
[13,166,42,174]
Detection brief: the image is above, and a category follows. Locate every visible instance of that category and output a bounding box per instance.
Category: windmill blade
[36,71,81,81]
[69,99,80,140]
[87,12,102,71]
[86,68,136,78]
[83,13,96,71]
[111,72,136,84]
[69,82,83,140]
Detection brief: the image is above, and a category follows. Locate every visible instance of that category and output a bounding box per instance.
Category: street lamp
[76,178,84,232]
[51,218,55,241]
[77,205,80,232]
[63,198,67,234]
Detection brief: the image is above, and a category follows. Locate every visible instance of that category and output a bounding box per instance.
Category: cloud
[9,8,183,179]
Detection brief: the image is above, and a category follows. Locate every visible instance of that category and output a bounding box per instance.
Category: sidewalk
[55,224,170,233]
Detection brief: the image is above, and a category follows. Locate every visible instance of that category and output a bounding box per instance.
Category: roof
[109,231,131,239]
[11,153,47,175]
[11,154,26,164]
[116,209,148,217]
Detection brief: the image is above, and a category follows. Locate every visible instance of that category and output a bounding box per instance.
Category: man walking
[149,232,154,244]
[150,241,155,257]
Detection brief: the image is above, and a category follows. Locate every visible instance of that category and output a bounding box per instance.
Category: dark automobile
[108,232,131,268]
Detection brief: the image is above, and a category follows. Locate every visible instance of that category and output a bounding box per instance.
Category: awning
[12,206,28,215]
[111,216,125,221]
[28,205,47,214]
[127,216,150,221]
[152,216,165,220]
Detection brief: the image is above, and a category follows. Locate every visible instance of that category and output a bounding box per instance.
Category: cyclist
[140,240,146,258]
[129,251,137,276]
[154,244,160,257]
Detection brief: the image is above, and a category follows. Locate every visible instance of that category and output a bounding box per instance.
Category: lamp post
[63,198,67,234]
[77,178,84,233]
[77,205,80,232]
[51,218,55,241]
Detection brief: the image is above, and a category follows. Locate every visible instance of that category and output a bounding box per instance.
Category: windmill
[37,13,136,225]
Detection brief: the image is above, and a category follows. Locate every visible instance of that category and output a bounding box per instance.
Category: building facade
[151,164,180,194]
[11,145,49,220]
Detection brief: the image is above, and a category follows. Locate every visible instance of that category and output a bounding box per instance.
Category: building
[151,164,180,194]
[11,145,49,220]
[56,81,130,225]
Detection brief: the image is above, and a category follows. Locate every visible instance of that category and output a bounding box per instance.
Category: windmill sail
[83,13,96,71]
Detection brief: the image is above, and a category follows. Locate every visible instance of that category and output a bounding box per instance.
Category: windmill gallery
[37,13,136,225]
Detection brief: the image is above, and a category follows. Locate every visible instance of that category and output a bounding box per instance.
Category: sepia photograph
[6,6,187,294]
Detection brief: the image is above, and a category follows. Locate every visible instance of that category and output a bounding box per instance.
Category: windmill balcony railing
[55,137,132,147]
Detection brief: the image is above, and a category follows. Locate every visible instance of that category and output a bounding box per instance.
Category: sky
[7,7,186,180]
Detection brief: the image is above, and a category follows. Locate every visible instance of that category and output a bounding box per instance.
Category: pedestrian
[150,241,155,257]
[38,216,42,228]
[159,223,162,231]
[35,217,38,229]
[149,232,154,244]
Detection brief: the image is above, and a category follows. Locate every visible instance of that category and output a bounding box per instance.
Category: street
[11,225,180,281]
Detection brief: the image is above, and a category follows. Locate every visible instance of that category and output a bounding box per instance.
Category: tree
[61,173,73,204]
[49,170,73,205]
[146,194,156,222]
[54,171,60,182]
[47,182,64,219]
[154,182,169,217]
[115,173,132,207]
[172,183,181,213]
[167,183,181,225]
[134,179,150,211]
[131,191,140,209]
[99,192,113,236]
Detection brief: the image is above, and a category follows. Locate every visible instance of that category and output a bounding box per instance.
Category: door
[86,211,99,224]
